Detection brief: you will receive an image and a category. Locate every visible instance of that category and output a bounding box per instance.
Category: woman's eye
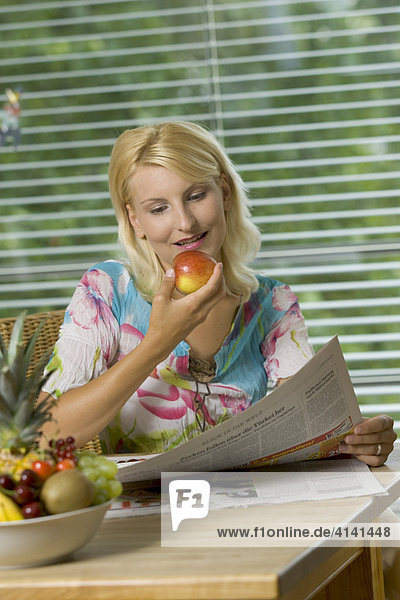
[149,205,167,215]
[188,191,206,202]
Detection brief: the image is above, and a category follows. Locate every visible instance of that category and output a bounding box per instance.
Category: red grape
[13,484,37,505]
[20,469,41,488]
[22,501,45,519]
[0,473,15,490]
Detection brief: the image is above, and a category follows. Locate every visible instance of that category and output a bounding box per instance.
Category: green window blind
[0,0,399,423]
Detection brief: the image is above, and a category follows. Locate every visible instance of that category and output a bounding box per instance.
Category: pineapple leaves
[7,311,27,367]
[0,395,13,422]
[0,311,59,451]
[21,318,46,379]
[0,360,17,408]
[0,334,7,361]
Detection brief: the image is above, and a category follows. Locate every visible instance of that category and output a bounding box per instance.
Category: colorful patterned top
[43,260,314,454]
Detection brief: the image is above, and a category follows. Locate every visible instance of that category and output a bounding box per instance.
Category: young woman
[40,121,396,464]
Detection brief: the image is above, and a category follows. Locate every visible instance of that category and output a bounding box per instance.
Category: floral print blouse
[43,260,314,454]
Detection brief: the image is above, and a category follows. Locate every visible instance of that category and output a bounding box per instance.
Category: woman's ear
[220,174,231,211]
[125,203,146,239]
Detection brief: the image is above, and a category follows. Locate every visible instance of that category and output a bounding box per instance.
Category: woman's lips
[174,232,207,250]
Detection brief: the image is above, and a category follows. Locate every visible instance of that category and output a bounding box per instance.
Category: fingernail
[165,268,174,277]
[339,444,349,453]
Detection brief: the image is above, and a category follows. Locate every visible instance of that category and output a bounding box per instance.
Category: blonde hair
[108,121,261,302]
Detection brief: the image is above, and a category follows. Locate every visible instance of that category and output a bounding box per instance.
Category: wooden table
[2,446,400,600]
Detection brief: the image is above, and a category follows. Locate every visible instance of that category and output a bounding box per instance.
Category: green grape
[97,459,118,478]
[78,450,97,459]
[77,454,122,504]
[94,475,108,491]
[93,489,109,505]
[78,455,96,470]
[81,467,98,482]
[107,479,123,498]
[95,456,112,467]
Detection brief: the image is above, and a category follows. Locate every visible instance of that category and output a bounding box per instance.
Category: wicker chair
[0,310,102,454]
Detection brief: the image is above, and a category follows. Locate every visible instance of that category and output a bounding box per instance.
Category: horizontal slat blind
[0,0,399,422]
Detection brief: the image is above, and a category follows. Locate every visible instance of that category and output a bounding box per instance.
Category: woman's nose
[176,205,196,231]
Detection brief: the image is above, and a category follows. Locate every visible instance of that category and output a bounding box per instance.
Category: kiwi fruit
[40,469,95,514]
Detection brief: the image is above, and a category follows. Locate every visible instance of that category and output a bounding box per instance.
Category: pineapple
[0,312,55,477]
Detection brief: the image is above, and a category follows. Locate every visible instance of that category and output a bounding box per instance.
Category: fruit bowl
[0,500,110,569]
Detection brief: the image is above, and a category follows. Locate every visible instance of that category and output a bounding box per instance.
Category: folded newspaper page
[115,336,362,483]
[106,459,386,520]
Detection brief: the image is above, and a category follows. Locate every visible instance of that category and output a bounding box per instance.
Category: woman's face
[126,165,231,271]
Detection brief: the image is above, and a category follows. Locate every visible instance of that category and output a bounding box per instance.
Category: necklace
[188,355,216,383]
[188,355,216,432]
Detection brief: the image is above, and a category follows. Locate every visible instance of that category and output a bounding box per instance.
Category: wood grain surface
[1,447,398,600]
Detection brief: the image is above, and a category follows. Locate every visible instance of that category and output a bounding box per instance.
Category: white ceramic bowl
[0,500,110,568]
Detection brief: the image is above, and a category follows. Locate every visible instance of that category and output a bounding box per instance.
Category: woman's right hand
[148,263,225,349]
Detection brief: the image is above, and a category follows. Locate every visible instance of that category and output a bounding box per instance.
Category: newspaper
[114,336,362,483]
[106,459,387,520]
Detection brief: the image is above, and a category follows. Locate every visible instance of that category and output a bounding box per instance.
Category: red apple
[172,250,216,294]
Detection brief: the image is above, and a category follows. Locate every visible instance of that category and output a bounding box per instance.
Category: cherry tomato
[31,460,56,480]
[56,458,76,471]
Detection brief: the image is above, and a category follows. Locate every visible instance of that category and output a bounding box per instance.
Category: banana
[0,490,24,521]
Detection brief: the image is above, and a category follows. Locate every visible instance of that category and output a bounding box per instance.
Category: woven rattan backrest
[0,310,103,454]
[0,310,65,377]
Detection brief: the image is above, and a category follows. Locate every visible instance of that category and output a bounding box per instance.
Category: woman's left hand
[339,414,397,466]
